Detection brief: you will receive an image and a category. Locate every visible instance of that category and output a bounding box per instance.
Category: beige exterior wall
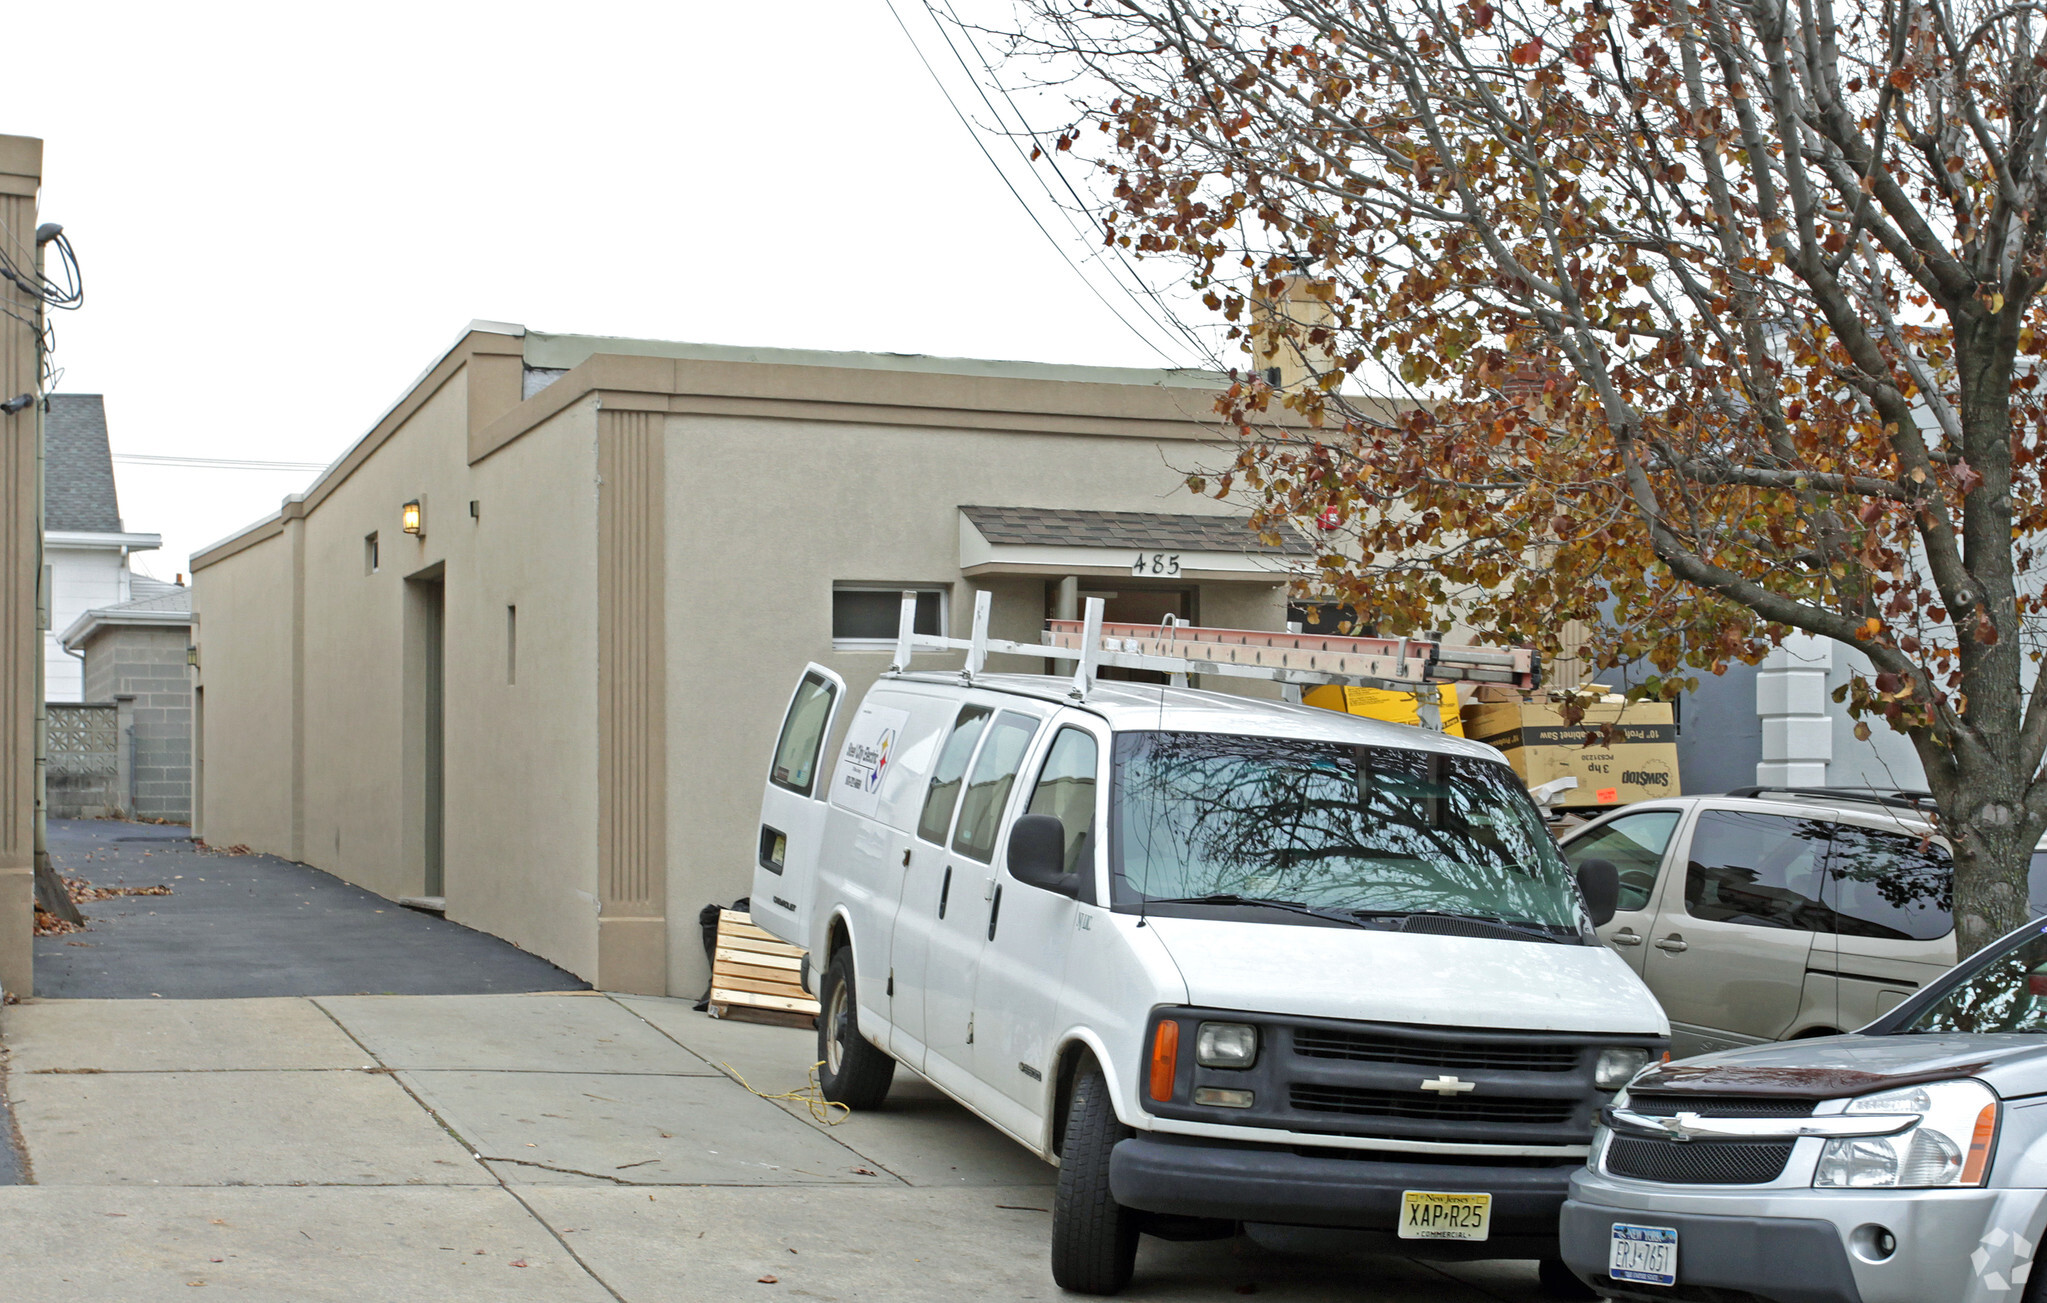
[658,412,1284,995]
[196,326,1291,995]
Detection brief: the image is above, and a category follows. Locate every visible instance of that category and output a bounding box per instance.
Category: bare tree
[994,0,2047,953]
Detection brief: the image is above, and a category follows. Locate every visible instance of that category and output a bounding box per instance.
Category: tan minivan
[1557,788,2046,1059]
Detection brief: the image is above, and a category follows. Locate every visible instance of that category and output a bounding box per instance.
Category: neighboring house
[45,394,161,702]
[51,578,194,821]
[191,322,1307,997]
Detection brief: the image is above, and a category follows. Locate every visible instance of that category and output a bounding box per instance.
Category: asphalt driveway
[31,819,586,999]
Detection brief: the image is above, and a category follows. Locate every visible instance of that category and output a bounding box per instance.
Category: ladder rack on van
[883,591,1540,702]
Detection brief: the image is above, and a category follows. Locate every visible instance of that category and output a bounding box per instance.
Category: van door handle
[1654,935,1688,953]
[1609,929,1643,947]
[938,866,952,919]
[987,886,1003,941]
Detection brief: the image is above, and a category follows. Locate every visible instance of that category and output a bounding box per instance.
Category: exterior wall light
[186,645,199,668]
[401,499,424,536]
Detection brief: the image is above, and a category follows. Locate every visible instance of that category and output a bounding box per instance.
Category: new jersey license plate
[1397,1190,1492,1240]
[1609,1223,1678,1286]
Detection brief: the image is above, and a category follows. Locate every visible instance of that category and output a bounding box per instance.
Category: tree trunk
[1921,737,2043,957]
[32,849,82,928]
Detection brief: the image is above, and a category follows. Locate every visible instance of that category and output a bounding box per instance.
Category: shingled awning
[959,505,1311,582]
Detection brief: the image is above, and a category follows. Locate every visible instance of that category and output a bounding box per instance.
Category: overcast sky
[1,2,1212,579]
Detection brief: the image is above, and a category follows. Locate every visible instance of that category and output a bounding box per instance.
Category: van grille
[1291,1085,1575,1126]
[1293,1028,1580,1073]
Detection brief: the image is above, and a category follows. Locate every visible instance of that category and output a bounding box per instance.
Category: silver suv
[1559,788,2047,1060]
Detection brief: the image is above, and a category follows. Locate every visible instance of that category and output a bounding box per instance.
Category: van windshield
[1109,731,1583,933]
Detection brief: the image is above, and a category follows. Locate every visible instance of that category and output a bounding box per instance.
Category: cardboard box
[1302,683,1466,737]
[1460,687,1680,808]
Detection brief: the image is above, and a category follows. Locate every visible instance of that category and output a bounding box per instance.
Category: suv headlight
[1814,1079,2000,1189]
[1195,1021,1258,1068]
[1596,1047,1652,1090]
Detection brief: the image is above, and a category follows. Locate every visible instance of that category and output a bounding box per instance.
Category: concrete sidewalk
[0,992,1553,1301]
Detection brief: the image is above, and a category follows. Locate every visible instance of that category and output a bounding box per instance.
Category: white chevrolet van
[751,603,1669,1294]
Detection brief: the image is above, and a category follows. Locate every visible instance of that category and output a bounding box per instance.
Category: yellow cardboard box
[1460,688,1680,808]
[1303,684,1466,737]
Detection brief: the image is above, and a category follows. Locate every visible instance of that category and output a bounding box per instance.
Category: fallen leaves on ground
[33,904,83,936]
[64,875,172,903]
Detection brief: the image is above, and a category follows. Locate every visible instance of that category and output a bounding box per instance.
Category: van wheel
[1051,1058,1140,1294]
[816,949,894,1109]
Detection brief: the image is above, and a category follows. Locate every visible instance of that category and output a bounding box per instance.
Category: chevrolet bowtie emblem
[1420,1075,1476,1095]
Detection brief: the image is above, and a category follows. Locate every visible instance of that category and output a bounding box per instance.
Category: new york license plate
[1609,1223,1678,1286]
[1397,1190,1492,1240]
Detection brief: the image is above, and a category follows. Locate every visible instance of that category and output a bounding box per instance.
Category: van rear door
[752,664,846,947]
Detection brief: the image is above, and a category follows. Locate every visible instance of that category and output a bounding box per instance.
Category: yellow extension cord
[719,1059,851,1126]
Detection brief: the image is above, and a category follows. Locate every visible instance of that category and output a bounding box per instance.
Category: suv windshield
[1897,924,2047,1035]
[1109,731,1583,931]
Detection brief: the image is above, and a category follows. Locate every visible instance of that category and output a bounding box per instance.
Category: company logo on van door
[843,728,897,795]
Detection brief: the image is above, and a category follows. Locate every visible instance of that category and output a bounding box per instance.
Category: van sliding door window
[769,673,838,797]
[917,706,994,844]
[1683,811,1832,930]
[1026,729,1100,877]
[951,713,1042,863]
[1822,825,1952,941]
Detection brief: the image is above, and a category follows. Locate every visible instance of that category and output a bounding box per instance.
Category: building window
[506,605,517,685]
[832,584,946,649]
[365,532,379,575]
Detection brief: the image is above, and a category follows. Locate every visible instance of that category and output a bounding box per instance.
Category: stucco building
[192,323,1300,995]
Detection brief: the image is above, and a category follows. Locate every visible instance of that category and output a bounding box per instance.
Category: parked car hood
[1632,1032,2047,1100]
[1138,915,1667,1035]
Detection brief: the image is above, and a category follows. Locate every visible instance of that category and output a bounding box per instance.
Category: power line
[923,0,1224,367]
[112,453,327,472]
[880,0,1192,368]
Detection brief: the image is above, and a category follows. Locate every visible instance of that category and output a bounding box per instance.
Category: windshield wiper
[1141,894,1381,929]
[1343,908,1574,944]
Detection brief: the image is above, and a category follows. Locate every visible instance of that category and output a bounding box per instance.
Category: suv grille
[1627,1094,1816,1119]
[1293,1028,1581,1073]
[1606,1138,1795,1185]
[1292,1085,1575,1126]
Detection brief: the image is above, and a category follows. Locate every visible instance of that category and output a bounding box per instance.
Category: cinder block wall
[82,625,192,822]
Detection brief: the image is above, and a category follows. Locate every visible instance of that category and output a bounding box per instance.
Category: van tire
[1051,1058,1140,1294]
[816,949,895,1109]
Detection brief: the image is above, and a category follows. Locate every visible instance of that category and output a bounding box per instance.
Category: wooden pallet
[708,909,819,1030]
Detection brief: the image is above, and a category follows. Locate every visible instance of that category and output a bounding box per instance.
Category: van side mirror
[1007,814,1077,897]
[1577,858,1620,929]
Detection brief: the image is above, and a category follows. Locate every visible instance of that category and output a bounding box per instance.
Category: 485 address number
[1132,552,1182,576]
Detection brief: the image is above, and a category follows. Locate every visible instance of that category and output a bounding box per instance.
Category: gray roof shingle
[45,394,123,533]
[960,505,1313,556]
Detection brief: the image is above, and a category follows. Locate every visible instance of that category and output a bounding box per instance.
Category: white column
[1756,633,1832,786]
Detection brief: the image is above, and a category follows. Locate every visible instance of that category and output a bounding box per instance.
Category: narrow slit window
[506,605,517,685]
[364,532,379,575]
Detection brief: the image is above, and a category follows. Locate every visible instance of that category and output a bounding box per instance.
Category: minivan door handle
[1609,929,1643,947]
[1654,935,1688,953]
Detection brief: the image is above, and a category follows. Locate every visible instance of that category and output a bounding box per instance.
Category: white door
[750,665,846,948]
[919,709,1043,1098]
[887,702,994,1068]
[973,721,1102,1123]
[1568,807,1688,975]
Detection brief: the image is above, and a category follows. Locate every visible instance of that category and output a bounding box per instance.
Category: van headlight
[1595,1048,1652,1090]
[1195,1022,1258,1068]
[1814,1080,2000,1189]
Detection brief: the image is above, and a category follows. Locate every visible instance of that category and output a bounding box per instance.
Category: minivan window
[917,706,993,844]
[1823,824,1952,941]
[1565,811,1681,912]
[1109,732,1582,930]
[768,672,837,797]
[1026,728,1100,877]
[953,712,1041,863]
[1683,811,1831,930]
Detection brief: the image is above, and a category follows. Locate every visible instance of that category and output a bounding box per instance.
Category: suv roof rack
[1723,785,1935,813]
[884,591,1542,710]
